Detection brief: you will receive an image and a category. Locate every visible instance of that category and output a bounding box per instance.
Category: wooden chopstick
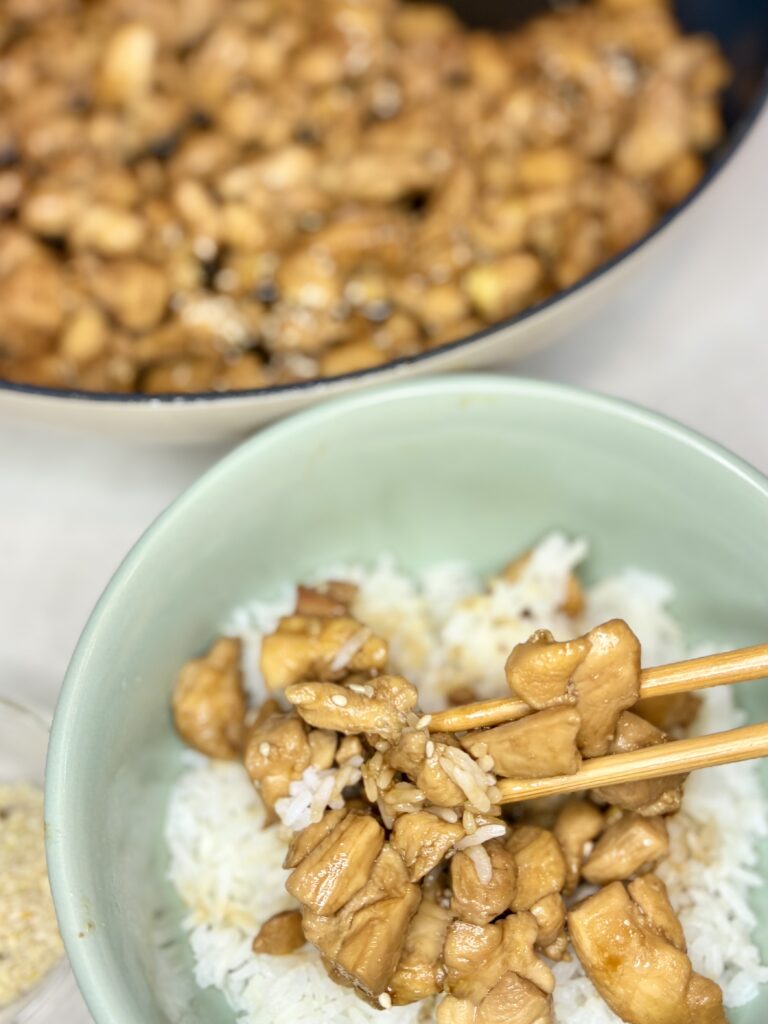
[497,722,768,805]
[429,642,768,733]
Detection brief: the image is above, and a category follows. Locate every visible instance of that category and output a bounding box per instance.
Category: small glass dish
[0,698,86,1024]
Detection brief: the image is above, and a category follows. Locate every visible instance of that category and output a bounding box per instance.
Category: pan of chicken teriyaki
[166,535,768,1024]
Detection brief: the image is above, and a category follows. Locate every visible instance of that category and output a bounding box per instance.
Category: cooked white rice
[167,535,768,1023]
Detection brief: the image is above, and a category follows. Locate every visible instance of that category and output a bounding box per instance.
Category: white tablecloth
[2,107,767,1024]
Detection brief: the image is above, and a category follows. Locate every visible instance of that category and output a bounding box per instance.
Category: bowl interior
[47,376,768,1023]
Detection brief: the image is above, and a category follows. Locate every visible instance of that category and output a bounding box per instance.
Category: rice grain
[329,628,371,673]
[466,845,493,885]
[455,824,508,850]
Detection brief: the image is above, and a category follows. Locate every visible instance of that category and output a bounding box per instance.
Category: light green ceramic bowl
[46,374,768,1023]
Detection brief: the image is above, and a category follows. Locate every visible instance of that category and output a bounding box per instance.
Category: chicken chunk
[504,630,589,709]
[553,798,605,894]
[416,741,467,808]
[285,679,410,740]
[388,729,428,776]
[252,910,305,955]
[462,707,581,779]
[283,807,348,870]
[448,685,479,707]
[336,735,364,765]
[307,729,338,770]
[244,696,281,739]
[172,637,246,759]
[505,827,567,912]
[294,581,358,618]
[569,880,726,1024]
[628,875,686,952]
[243,709,312,814]
[571,619,641,756]
[451,840,518,925]
[592,712,685,816]
[529,893,566,957]
[501,552,585,617]
[390,895,452,1004]
[438,975,554,1024]
[259,620,317,691]
[301,844,421,998]
[286,810,384,915]
[444,914,555,1003]
[371,674,420,714]
[582,814,669,884]
[480,974,554,1024]
[443,920,506,1001]
[260,615,388,690]
[611,710,666,752]
[443,918,553,1003]
[294,586,346,619]
[634,692,701,733]
[627,785,684,818]
[392,811,464,881]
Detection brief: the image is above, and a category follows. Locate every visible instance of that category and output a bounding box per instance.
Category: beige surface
[0,108,767,1024]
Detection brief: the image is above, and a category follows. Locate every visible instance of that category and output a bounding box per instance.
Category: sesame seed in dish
[0,783,64,1008]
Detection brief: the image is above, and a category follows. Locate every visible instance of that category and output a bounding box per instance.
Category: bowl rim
[6,78,768,409]
[45,372,768,1023]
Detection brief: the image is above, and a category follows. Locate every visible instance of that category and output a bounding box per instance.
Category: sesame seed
[416,714,432,730]
[259,742,271,757]
[379,993,392,1009]
[214,267,239,291]
[192,235,217,261]
[425,740,435,758]
[331,694,348,707]
[0,784,64,1004]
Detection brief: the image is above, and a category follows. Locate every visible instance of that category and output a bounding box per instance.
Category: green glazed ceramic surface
[46,374,768,1024]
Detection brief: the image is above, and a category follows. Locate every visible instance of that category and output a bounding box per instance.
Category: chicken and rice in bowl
[166,535,768,1024]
